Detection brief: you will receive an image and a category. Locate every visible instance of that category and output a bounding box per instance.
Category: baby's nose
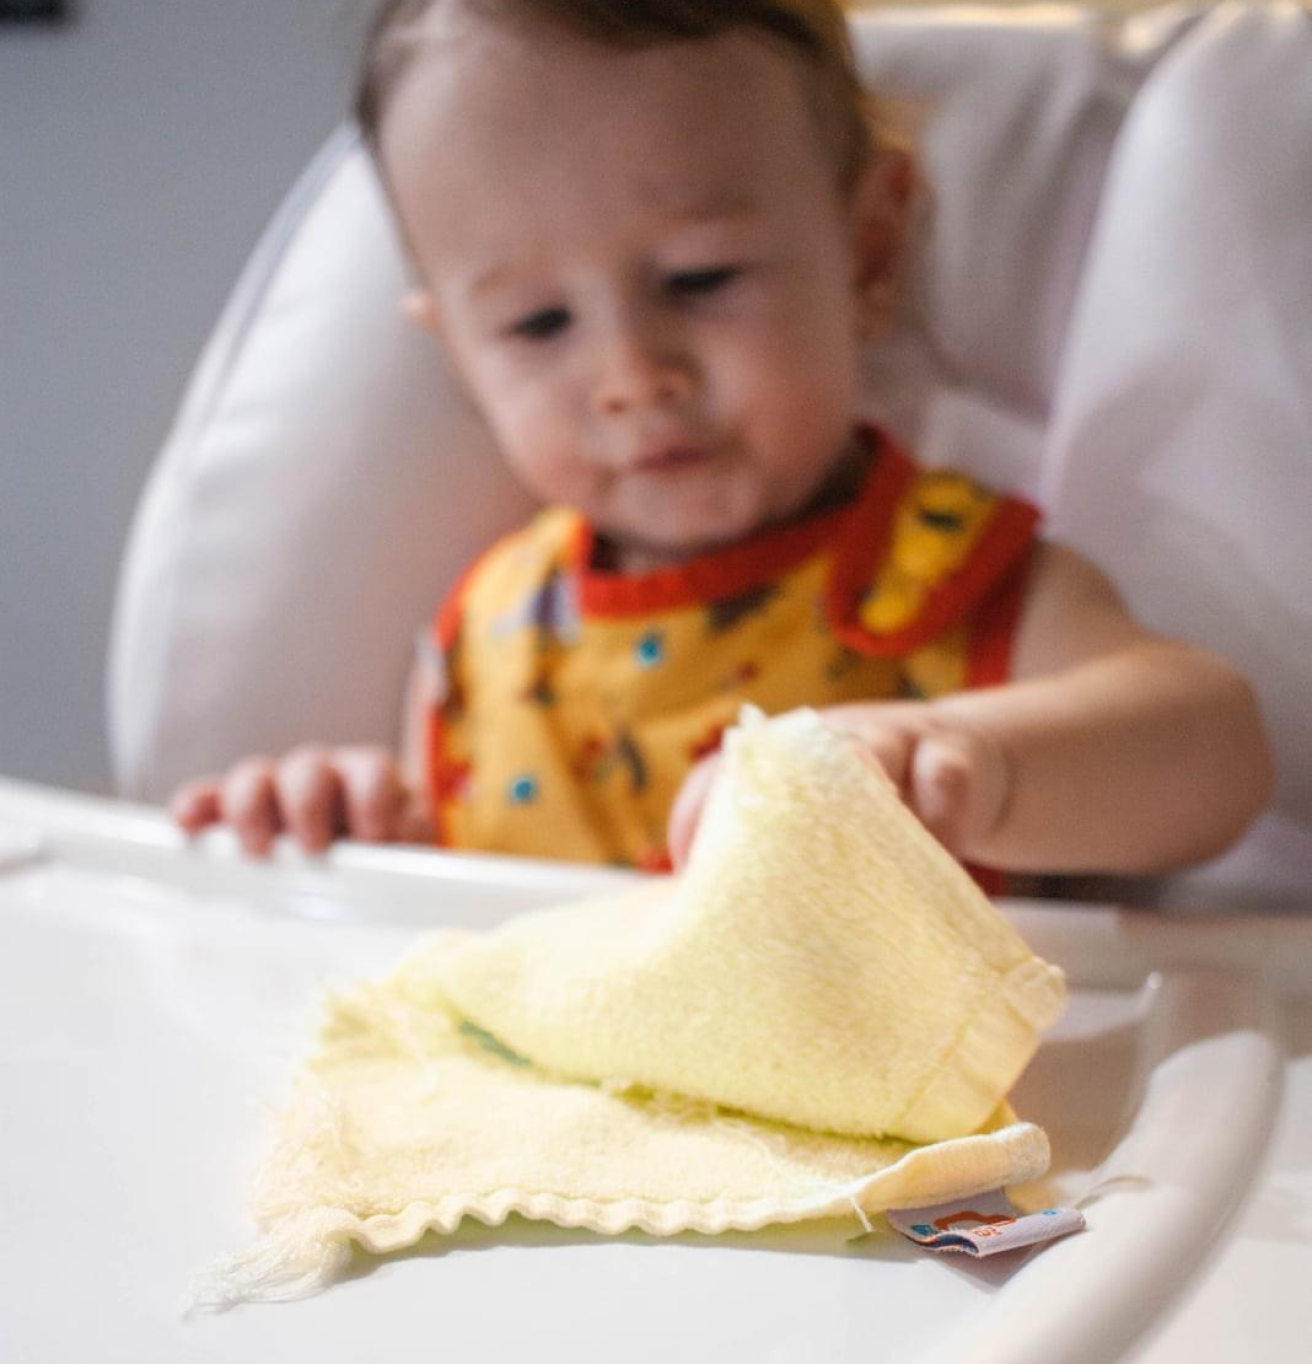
[595,322,694,415]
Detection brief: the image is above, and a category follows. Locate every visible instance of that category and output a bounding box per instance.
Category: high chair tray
[1,775,1308,1364]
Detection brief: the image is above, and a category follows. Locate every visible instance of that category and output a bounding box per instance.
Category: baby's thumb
[907,736,973,855]
[667,756,720,870]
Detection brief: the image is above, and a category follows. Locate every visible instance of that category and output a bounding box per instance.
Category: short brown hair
[355,0,879,191]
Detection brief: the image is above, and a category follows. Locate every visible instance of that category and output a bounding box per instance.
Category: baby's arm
[908,542,1272,872]
[170,662,435,856]
[671,544,1273,874]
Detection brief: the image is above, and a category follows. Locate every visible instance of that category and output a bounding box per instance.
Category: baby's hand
[668,703,1010,869]
[170,745,432,857]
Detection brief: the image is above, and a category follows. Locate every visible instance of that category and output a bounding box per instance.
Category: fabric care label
[886,1189,1085,1257]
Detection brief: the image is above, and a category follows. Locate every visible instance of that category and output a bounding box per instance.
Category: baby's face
[384,19,885,568]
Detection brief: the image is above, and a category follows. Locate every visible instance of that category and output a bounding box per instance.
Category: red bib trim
[826,453,1040,660]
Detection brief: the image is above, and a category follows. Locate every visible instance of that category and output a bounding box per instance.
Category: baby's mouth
[630,441,716,474]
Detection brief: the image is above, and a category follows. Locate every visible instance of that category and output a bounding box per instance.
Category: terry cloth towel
[193,707,1066,1306]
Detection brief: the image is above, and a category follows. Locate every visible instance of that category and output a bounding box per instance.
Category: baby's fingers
[221,757,284,857]
[907,738,973,855]
[334,747,408,842]
[274,747,346,853]
[170,778,222,833]
[907,729,1009,859]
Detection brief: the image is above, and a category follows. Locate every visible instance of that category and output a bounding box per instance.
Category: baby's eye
[666,266,740,299]
[509,306,571,341]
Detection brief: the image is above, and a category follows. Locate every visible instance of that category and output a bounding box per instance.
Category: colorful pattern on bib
[425,430,1039,869]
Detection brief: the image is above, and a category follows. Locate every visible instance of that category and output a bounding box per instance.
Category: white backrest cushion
[852,4,1176,492]
[108,4,1312,900]
[1041,2,1312,901]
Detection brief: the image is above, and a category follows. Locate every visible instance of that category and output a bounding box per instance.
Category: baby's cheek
[481,393,556,474]
[742,327,853,422]
[505,437,600,509]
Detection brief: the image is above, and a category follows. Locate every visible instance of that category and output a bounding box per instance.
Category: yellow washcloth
[194,707,1065,1306]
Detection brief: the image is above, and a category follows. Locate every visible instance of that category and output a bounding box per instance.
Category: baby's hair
[355,0,883,193]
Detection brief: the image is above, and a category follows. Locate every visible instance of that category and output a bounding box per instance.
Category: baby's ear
[850,144,917,339]
[401,289,441,335]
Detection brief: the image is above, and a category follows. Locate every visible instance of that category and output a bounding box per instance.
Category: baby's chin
[600,529,736,575]
[598,505,768,573]
[596,477,783,572]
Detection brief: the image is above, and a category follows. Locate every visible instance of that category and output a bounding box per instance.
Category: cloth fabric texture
[194,707,1066,1306]
[426,429,1039,870]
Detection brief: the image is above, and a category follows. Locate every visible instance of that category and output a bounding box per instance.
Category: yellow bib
[426,431,1038,869]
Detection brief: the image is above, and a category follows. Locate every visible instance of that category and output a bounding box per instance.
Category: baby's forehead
[408,161,772,298]
[391,23,803,128]
[381,22,829,236]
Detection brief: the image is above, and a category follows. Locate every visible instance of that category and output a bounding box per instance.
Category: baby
[172,0,1272,879]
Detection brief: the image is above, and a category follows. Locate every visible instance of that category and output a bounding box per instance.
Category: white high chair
[106,1,1312,907]
[3,7,1310,1364]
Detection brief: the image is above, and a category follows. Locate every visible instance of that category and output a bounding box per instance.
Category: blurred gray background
[0,0,369,792]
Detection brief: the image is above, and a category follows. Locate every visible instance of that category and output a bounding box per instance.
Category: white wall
[0,0,368,792]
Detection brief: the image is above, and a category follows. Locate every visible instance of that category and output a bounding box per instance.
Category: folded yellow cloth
[194,707,1065,1306]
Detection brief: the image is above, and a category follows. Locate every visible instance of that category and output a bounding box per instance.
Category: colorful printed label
[886,1189,1085,1257]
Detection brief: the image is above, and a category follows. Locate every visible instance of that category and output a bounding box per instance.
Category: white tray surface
[1,777,1308,1364]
